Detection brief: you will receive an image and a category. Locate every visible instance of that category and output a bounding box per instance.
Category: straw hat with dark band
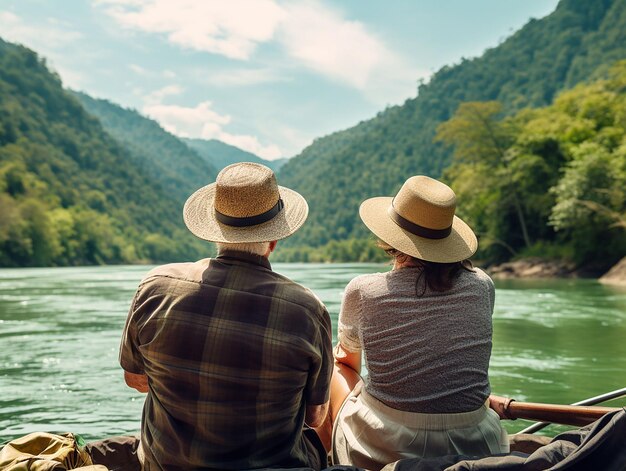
[183,162,308,243]
[359,175,477,263]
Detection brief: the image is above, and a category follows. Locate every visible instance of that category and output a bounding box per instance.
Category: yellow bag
[0,432,107,471]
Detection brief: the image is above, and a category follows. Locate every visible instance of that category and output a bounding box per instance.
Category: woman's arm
[334,343,362,375]
[314,351,363,452]
[336,277,363,374]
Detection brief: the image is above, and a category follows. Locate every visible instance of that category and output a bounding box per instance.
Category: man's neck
[216,249,271,269]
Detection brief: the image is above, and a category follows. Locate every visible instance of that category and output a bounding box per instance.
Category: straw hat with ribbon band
[359,175,477,263]
[183,162,308,243]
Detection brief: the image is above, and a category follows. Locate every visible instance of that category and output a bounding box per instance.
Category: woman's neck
[393,259,421,270]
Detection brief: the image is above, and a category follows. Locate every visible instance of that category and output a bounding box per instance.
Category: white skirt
[332,383,509,471]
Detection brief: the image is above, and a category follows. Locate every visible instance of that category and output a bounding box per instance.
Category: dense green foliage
[0,39,210,266]
[275,0,626,265]
[184,138,286,173]
[2,0,625,268]
[73,92,217,206]
[439,62,626,272]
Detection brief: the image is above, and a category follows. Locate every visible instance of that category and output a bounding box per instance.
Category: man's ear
[269,240,278,252]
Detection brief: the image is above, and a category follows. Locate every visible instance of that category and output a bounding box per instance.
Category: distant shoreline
[4,257,625,287]
[486,257,626,286]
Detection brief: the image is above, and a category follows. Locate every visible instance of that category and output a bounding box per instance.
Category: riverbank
[487,258,577,280]
[487,257,626,284]
[599,257,626,286]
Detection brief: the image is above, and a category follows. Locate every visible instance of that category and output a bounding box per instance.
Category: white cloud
[205,67,289,87]
[143,84,183,105]
[215,132,282,161]
[49,63,85,90]
[96,0,285,60]
[96,0,421,103]
[143,101,229,136]
[142,100,282,159]
[0,12,86,88]
[279,2,424,103]
[278,3,381,90]
[0,12,83,49]
[129,63,148,75]
[129,64,177,82]
[257,122,314,158]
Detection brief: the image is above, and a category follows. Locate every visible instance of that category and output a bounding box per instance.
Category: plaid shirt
[120,251,333,471]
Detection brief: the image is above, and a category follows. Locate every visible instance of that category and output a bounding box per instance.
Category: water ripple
[1,265,625,440]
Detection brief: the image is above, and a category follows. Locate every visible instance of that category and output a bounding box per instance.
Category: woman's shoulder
[472,266,493,281]
[345,271,388,291]
[460,266,494,290]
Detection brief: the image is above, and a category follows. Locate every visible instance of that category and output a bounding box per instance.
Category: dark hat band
[387,205,452,239]
[215,198,284,227]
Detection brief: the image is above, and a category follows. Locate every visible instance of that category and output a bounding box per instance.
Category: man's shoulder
[138,258,326,314]
[270,272,327,313]
[140,259,210,286]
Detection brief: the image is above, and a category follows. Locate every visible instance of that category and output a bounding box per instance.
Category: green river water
[1,264,625,442]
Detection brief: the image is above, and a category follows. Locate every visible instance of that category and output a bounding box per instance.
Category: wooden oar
[489,394,621,427]
[516,387,626,434]
[319,365,622,451]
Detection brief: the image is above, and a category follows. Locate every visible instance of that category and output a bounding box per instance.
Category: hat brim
[359,197,477,263]
[183,184,308,243]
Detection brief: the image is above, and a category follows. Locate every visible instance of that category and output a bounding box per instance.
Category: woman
[332,175,508,470]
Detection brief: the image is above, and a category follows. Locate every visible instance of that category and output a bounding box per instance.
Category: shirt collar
[216,250,272,270]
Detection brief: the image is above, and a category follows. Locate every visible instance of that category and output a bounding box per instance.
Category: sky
[0,0,559,160]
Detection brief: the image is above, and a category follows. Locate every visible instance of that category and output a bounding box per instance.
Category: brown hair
[377,240,474,294]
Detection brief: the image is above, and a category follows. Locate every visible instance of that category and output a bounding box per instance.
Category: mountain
[438,63,626,270]
[184,138,287,173]
[0,39,209,266]
[2,0,625,267]
[277,0,626,254]
[73,92,217,206]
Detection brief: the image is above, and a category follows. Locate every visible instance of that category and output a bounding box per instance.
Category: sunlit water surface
[1,264,625,441]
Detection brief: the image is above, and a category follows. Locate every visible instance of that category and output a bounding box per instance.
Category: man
[119,162,333,470]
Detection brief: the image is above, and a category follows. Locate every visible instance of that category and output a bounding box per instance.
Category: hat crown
[214,163,279,218]
[393,176,456,230]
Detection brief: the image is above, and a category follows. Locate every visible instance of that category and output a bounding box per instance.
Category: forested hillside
[439,62,626,272]
[185,138,286,173]
[1,0,624,269]
[0,39,209,266]
[73,92,217,206]
[73,93,285,198]
[276,0,626,266]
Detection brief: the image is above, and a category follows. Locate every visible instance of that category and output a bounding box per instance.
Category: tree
[436,101,533,251]
[437,61,626,269]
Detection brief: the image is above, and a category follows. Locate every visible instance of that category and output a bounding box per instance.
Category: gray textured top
[338,266,495,413]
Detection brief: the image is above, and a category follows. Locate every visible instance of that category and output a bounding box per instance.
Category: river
[1,264,625,442]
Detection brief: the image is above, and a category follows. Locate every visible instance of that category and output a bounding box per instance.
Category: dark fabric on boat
[86,435,141,471]
[301,428,328,471]
[380,408,626,470]
[507,434,552,455]
[258,467,364,471]
[84,429,325,471]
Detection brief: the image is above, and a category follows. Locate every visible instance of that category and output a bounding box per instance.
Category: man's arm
[120,287,147,392]
[124,370,149,393]
[305,401,329,428]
